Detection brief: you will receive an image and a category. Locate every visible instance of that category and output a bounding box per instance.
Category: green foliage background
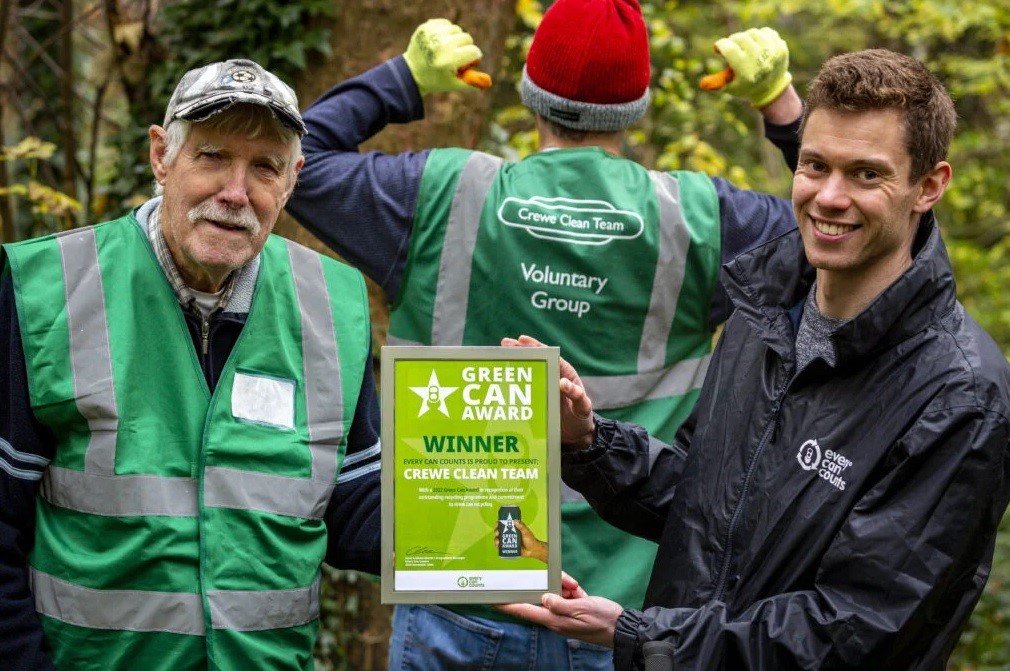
[5,0,1009,667]
[108,0,338,219]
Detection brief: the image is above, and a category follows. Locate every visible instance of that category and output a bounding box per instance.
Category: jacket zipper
[201,316,210,356]
[712,372,790,602]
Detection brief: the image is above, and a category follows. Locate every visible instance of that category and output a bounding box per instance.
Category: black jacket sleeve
[322,342,381,575]
[561,415,690,543]
[0,269,58,671]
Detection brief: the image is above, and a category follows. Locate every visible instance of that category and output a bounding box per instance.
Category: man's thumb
[542,592,580,615]
[542,593,562,611]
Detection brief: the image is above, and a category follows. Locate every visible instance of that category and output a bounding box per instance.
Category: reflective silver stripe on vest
[286,240,343,485]
[42,228,196,516]
[582,353,711,410]
[638,172,692,372]
[42,466,198,517]
[208,575,320,631]
[561,481,586,504]
[431,152,503,345]
[32,568,206,635]
[385,334,423,347]
[203,466,334,519]
[57,229,119,476]
[32,568,321,634]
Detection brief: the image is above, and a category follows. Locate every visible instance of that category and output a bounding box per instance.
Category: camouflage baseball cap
[163,58,306,136]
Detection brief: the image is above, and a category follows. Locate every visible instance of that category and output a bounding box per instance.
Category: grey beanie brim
[520,66,650,132]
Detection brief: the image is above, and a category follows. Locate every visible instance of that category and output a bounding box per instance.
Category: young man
[286,1,803,667]
[0,59,381,670]
[501,49,1010,670]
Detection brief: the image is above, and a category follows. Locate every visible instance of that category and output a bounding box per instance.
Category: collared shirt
[149,206,236,316]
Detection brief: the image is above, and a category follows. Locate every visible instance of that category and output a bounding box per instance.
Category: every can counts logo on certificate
[393,358,549,592]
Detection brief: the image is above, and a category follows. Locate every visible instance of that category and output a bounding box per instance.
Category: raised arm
[285,56,428,300]
[703,27,803,251]
[696,28,803,325]
[286,20,489,302]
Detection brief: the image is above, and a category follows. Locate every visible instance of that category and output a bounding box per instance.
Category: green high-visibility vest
[3,214,370,671]
[390,147,721,609]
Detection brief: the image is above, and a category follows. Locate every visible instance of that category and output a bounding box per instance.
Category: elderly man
[0,59,381,670]
[502,48,1010,670]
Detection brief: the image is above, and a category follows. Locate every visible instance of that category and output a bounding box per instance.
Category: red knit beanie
[521,0,651,131]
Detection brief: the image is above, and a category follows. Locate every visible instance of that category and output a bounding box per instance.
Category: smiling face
[149,114,303,292]
[792,107,950,317]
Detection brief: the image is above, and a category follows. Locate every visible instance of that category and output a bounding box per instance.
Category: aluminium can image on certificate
[380,346,561,604]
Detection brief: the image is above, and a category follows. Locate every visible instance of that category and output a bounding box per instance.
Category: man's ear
[913,161,952,214]
[282,155,305,202]
[149,125,169,185]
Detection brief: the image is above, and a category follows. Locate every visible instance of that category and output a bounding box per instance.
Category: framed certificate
[380,346,562,604]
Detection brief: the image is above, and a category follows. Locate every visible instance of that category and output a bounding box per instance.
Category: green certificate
[380,346,561,604]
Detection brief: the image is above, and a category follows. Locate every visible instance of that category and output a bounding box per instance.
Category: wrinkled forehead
[184,117,296,165]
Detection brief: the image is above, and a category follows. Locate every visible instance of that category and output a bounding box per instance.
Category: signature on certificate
[406,545,453,558]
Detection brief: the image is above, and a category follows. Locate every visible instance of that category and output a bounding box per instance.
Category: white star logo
[499,513,516,532]
[409,370,458,417]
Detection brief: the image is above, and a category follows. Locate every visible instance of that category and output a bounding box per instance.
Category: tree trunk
[0,0,14,243]
[58,0,77,222]
[275,3,516,670]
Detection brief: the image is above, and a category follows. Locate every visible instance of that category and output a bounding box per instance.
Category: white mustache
[188,200,261,236]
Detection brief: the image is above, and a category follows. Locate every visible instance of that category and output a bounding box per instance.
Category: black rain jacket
[564,215,1010,670]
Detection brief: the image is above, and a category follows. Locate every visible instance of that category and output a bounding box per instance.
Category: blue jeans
[388,604,614,671]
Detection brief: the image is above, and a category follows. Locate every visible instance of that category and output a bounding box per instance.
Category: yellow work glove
[403,18,492,96]
[700,27,792,108]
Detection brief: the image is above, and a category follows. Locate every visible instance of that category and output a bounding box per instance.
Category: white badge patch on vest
[232,372,295,430]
